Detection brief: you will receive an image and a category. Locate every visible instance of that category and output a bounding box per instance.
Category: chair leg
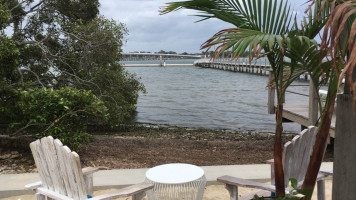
[35,193,45,200]
[84,173,94,195]
[132,191,146,200]
[225,184,239,200]
[270,163,275,185]
[317,179,325,200]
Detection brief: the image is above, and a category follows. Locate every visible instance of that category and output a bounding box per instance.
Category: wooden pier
[194,58,271,76]
[194,59,335,138]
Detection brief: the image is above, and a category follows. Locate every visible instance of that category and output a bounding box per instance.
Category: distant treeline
[129,50,249,57]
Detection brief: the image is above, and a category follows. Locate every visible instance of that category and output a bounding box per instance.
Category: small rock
[31,168,38,173]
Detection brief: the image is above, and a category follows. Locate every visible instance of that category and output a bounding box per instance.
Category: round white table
[145,163,206,200]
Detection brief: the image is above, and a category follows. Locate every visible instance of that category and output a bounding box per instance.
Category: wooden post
[265,57,267,67]
[332,94,356,199]
[308,79,318,126]
[268,70,276,114]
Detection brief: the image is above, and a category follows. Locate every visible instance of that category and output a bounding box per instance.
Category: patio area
[0,162,333,200]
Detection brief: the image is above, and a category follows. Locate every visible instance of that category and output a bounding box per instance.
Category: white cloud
[99,0,310,53]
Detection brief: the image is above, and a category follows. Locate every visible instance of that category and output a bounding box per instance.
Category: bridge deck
[123,64,193,67]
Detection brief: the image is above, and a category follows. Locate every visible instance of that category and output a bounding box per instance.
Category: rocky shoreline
[0,124,333,175]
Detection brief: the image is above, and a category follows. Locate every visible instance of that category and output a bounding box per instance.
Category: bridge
[122,53,203,61]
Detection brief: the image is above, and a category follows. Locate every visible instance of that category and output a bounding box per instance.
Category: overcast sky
[99,0,309,54]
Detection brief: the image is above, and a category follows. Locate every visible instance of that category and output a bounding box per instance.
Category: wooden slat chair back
[282,126,318,188]
[26,136,153,200]
[30,136,88,199]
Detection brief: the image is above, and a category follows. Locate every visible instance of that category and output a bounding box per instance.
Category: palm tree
[161,0,314,197]
[301,0,356,198]
[161,0,351,198]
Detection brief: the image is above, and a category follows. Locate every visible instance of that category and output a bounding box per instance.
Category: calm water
[125,60,308,133]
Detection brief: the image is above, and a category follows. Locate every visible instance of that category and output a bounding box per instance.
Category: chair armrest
[82,167,99,175]
[25,181,42,190]
[91,182,154,200]
[266,159,274,164]
[319,169,333,176]
[316,169,333,182]
[217,175,276,192]
[82,167,99,195]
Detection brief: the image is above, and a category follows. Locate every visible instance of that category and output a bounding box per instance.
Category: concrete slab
[0,162,333,198]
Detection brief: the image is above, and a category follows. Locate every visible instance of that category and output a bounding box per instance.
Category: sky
[99,0,310,54]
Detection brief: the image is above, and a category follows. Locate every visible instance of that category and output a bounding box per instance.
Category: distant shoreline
[123,63,194,67]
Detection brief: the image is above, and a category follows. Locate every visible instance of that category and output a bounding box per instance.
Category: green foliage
[56,0,99,23]
[55,17,144,124]
[156,50,177,54]
[252,178,304,200]
[0,36,20,79]
[0,0,144,149]
[0,0,10,29]
[9,87,108,151]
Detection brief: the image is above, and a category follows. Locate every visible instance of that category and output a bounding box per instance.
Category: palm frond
[161,0,294,34]
[300,0,332,38]
[320,0,356,108]
[200,28,285,59]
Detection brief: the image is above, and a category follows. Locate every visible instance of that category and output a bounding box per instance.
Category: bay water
[124,59,308,133]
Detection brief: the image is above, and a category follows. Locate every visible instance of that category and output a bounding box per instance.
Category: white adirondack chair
[217,126,333,200]
[25,136,153,200]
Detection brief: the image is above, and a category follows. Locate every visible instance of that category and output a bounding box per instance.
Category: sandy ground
[1,179,332,200]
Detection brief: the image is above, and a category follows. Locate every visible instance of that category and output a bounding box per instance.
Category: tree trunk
[274,103,285,197]
[301,98,335,199]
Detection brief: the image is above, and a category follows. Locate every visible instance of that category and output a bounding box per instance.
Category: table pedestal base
[145,175,206,200]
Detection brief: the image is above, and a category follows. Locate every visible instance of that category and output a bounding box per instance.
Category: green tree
[157,50,167,54]
[0,1,144,147]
